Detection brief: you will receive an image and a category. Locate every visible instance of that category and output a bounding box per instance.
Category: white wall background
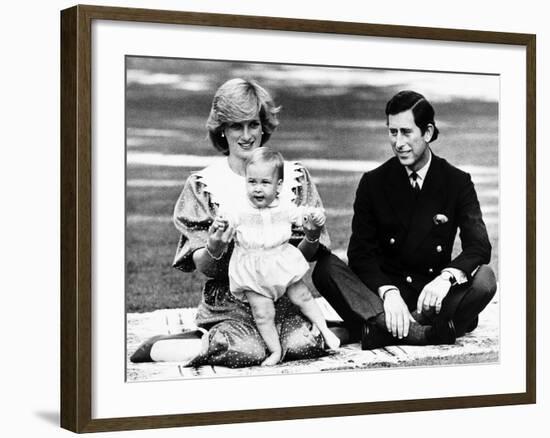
[0,0,545,436]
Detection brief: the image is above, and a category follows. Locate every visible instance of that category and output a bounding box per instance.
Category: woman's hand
[194,215,235,276]
[298,207,324,261]
[206,215,234,259]
[302,207,326,241]
[308,207,326,228]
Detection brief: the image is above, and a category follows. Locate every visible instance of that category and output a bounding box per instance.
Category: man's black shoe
[361,321,394,350]
[427,318,457,345]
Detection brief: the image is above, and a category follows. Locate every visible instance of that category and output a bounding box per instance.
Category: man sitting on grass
[313,90,497,349]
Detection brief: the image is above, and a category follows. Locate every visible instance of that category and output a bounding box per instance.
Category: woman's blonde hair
[206,78,281,154]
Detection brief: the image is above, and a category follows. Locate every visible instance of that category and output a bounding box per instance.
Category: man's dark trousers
[313,250,497,341]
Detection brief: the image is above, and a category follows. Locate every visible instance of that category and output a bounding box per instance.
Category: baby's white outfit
[225,199,309,301]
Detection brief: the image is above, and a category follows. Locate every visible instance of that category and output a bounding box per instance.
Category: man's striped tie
[410,171,421,194]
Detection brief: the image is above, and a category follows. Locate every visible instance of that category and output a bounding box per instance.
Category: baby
[213,147,340,366]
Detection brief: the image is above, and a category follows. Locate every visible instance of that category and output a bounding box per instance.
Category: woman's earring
[221,132,225,138]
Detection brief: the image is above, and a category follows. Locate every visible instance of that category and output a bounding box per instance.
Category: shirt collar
[406,149,432,184]
[267,197,280,208]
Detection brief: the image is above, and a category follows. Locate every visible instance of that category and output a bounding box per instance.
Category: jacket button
[428,268,433,273]
[436,245,442,253]
[389,238,395,245]
[406,276,412,283]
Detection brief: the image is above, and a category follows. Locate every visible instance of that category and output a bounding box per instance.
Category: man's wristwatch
[440,271,458,286]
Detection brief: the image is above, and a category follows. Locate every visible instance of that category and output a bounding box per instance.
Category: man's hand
[417,276,452,315]
[383,289,415,339]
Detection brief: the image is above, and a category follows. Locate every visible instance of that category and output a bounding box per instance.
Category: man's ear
[424,123,435,143]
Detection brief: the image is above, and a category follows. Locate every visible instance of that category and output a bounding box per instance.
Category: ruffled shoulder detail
[193,158,247,211]
[282,161,303,204]
[194,158,304,211]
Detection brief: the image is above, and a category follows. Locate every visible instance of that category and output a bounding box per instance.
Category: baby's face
[245,162,282,208]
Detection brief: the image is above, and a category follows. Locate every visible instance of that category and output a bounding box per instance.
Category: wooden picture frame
[60,4,536,432]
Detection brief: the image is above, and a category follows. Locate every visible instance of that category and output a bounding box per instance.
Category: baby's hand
[307,207,326,228]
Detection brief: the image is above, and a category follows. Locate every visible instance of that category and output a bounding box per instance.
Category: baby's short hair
[245,147,284,180]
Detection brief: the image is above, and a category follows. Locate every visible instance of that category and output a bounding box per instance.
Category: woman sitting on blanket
[131,78,333,367]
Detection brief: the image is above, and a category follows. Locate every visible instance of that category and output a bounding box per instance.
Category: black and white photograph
[4,0,546,435]
[125,57,500,382]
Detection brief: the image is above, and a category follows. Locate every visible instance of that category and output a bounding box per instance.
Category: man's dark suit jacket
[347,153,491,302]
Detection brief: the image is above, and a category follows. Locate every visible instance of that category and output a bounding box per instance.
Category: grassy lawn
[125,59,499,313]
[126,117,498,313]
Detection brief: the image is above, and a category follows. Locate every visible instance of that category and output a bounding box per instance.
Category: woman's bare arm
[192,219,235,276]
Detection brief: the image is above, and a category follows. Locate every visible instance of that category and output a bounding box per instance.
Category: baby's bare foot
[261,351,282,366]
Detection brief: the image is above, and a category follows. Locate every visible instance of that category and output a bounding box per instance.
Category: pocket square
[433,214,448,225]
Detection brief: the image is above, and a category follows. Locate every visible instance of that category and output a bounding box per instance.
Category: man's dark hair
[385,90,439,143]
